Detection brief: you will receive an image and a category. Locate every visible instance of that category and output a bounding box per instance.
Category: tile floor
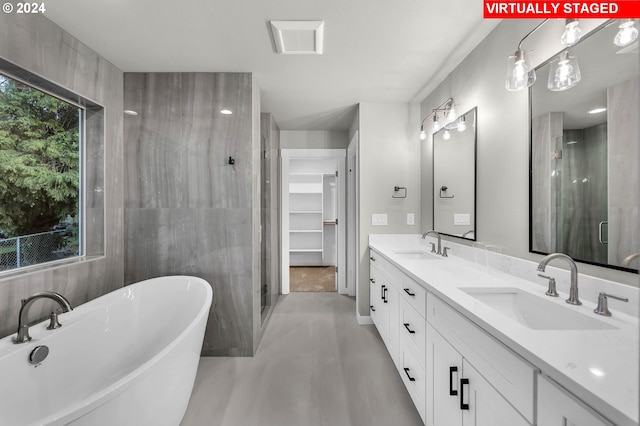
[180,292,423,426]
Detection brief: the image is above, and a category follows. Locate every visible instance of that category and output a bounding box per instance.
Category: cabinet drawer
[370,249,404,290]
[400,344,426,423]
[400,298,426,366]
[538,376,614,426]
[400,276,427,318]
[427,293,538,423]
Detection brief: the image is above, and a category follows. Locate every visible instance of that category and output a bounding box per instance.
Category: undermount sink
[460,287,617,331]
[393,250,441,260]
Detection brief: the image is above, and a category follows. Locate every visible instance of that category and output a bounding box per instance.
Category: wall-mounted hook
[439,185,454,199]
[228,156,235,165]
[392,186,407,198]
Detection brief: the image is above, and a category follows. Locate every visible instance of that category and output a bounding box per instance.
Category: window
[0,73,83,271]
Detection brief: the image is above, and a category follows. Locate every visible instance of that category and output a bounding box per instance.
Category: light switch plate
[372,214,388,226]
[407,213,415,225]
[454,213,471,226]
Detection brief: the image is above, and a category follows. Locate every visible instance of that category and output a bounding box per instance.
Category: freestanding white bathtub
[0,275,212,426]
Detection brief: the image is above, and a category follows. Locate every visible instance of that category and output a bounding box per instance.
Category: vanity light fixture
[442,129,451,140]
[561,19,583,46]
[547,50,581,91]
[614,19,638,47]
[505,19,548,91]
[418,98,458,138]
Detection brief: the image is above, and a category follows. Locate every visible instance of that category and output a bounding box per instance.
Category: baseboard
[357,312,373,325]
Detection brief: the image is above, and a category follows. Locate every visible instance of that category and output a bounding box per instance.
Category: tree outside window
[0,74,81,270]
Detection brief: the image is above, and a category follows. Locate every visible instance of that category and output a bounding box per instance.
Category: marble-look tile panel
[124,73,186,209]
[608,77,639,267]
[124,208,253,282]
[183,73,253,209]
[201,274,254,357]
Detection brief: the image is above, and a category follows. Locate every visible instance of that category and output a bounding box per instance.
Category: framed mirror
[530,21,639,272]
[433,107,477,240]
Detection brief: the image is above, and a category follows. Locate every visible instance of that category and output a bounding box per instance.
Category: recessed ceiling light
[588,108,606,114]
[567,140,578,145]
[270,20,324,55]
[124,110,138,116]
[220,109,233,115]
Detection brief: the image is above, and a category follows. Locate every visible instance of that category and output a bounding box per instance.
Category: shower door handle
[598,221,608,244]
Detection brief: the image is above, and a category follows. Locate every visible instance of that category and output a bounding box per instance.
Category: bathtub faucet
[14,292,73,344]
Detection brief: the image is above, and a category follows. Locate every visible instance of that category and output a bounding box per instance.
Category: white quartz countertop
[369,234,639,426]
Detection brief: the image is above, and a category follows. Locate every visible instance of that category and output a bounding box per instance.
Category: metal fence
[0,230,79,271]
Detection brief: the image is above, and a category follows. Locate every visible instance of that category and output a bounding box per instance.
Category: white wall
[419,19,637,287]
[357,102,421,316]
[280,130,348,149]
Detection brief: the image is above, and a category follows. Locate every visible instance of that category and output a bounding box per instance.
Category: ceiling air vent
[269,20,324,55]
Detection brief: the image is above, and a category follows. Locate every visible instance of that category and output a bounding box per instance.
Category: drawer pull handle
[381,285,385,300]
[369,305,375,312]
[404,288,415,297]
[369,278,375,283]
[449,366,458,395]
[403,367,416,382]
[370,256,376,261]
[383,286,388,303]
[460,378,470,410]
[403,323,416,334]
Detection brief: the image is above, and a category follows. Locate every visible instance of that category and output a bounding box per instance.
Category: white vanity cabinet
[369,252,400,365]
[370,249,428,422]
[427,323,530,426]
[426,293,537,426]
[537,376,615,426]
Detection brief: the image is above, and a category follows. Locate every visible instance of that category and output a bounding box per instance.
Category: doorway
[281,149,346,294]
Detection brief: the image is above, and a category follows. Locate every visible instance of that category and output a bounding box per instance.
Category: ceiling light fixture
[614,19,638,47]
[588,107,607,114]
[505,19,548,91]
[123,110,138,116]
[561,19,583,46]
[418,98,459,138]
[220,109,233,115]
[547,50,581,91]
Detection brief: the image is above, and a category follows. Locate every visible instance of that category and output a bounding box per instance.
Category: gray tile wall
[531,112,562,253]
[608,77,639,267]
[123,73,262,356]
[0,15,124,339]
[561,125,608,264]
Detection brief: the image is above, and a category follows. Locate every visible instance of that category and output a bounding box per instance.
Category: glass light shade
[457,116,466,132]
[614,20,638,47]
[442,129,451,140]
[561,20,582,46]
[432,114,440,132]
[419,126,427,140]
[547,51,581,91]
[444,104,458,126]
[505,49,535,91]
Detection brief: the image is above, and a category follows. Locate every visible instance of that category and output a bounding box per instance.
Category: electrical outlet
[407,213,415,225]
[372,214,388,226]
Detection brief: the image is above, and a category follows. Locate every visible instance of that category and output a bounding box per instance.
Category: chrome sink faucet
[421,230,442,255]
[537,253,581,305]
[14,292,73,344]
